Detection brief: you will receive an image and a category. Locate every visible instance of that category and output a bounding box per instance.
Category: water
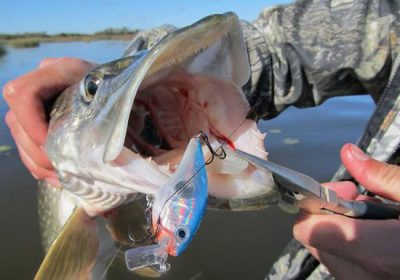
[0,42,375,279]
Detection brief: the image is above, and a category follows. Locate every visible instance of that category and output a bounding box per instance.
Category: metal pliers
[235,149,400,219]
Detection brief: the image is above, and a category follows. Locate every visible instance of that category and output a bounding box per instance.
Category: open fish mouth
[120,17,252,161]
[123,51,253,163]
[109,13,272,200]
[102,12,252,165]
[46,13,277,215]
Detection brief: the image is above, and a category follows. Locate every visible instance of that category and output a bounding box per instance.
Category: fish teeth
[130,144,139,153]
[157,163,171,173]
[256,146,269,158]
[144,156,172,174]
[250,129,267,140]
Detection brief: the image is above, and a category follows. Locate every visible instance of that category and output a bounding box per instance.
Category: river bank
[0,28,137,48]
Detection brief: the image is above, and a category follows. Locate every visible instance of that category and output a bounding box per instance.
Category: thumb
[340,143,400,202]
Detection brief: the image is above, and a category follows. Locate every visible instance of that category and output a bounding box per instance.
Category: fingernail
[350,144,369,161]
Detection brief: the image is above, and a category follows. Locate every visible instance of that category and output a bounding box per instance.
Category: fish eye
[82,74,102,102]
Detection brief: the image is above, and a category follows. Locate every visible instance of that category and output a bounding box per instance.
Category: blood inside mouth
[123,72,240,162]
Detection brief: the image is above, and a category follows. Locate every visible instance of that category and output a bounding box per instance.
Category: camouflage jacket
[250,1,400,279]
[128,0,400,279]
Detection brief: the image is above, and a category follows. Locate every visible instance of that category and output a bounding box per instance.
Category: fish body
[125,136,207,272]
[37,181,78,251]
[45,12,277,216]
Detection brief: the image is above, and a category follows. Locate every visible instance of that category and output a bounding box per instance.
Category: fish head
[47,51,147,166]
[46,51,163,214]
[46,12,277,215]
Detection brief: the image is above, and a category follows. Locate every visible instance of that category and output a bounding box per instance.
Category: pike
[36,13,281,278]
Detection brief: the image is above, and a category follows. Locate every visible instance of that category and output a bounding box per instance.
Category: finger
[5,111,54,169]
[304,245,378,280]
[321,181,359,200]
[356,194,383,203]
[14,138,57,180]
[38,57,59,68]
[7,112,58,180]
[340,143,400,201]
[303,245,321,261]
[322,177,385,203]
[293,211,400,267]
[3,57,93,146]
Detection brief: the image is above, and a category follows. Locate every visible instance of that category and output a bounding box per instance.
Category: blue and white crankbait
[125,135,208,272]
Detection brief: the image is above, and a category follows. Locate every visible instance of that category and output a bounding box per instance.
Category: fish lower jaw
[58,169,165,215]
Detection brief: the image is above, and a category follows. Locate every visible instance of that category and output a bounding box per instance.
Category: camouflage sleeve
[243,0,400,119]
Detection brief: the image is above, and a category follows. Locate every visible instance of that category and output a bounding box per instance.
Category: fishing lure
[125,135,208,272]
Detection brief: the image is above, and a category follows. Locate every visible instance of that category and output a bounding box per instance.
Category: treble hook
[128,224,151,243]
[198,131,226,165]
[128,195,156,243]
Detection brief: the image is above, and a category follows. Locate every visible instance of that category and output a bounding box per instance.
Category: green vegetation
[0,28,138,49]
[0,32,48,40]
[94,27,133,36]
[0,44,6,57]
[11,39,40,48]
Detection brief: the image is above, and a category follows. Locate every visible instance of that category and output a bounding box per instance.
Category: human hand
[293,143,400,279]
[3,57,94,185]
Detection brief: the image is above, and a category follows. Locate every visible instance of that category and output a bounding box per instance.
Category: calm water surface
[0,41,375,279]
